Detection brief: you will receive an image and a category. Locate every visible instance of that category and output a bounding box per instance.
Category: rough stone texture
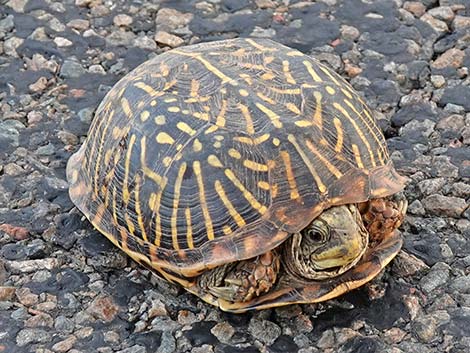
[1,1,469,352]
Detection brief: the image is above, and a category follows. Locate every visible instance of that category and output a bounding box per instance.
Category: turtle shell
[66,38,405,280]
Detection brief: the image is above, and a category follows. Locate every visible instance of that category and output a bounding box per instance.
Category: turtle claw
[209,285,238,302]
[206,251,280,303]
[208,278,245,302]
[224,278,243,286]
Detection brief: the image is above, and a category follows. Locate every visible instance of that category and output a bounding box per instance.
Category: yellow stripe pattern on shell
[68,37,392,258]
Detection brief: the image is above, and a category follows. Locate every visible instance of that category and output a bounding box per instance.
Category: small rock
[16,328,51,347]
[433,156,459,178]
[28,27,49,42]
[250,26,276,38]
[25,313,54,328]
[6,0,28,12]
[29,77,48,93]
[50,2,65,12]
[430,75,446,88]
[54,37,73,47]
[52,336,77,352]
[427,6,454,22]
[11,307,30,321]
[157,331,176,353]
[147,298,167,318]
[392,251,429,276]
[452,182,470,198]
[248,318,281,345]
[88,64,106,75]
[340,24,360,41]
[154,31,184,47]
[436,114,465,131]
[449,275,470,294]
[344,63,362,77]
[106,30,136,47]
[91,4,110,17]
[67,19,90,31]
[36,143,55,156]
[334,328,360,345]
[4,37,24,57]
[432,48,465,69]
[403,1,426,17]
[422,194,467,218]
[419,262,450,294]
[401,119,435,139]
[114,14,133,27]
[453,15,470,30]
[74,327,93,339]
[78,107,95,123]
[421,13,449,33]
[412,314,442,343]
[0,224,29,240]
[87,295,120,322]
[27,111,44,125]
[16,288,39,306]
[444,103,465,115]
[211,322,235,344]
[49,17,66,32]
[57,131,79,145]
[384,327,407,344]
[26,54,59,73]
[55,315,75,333]
[191,345,214,353]
[3,162,25,176]
[255,0,276,8]
[418,178,446,196]
[403,295,421,320]
[0,286,16,301]
[155,8,193,30]
[133,35,157,50]
[103,331,120,344]
[316,329,335,349]
[408,199,426,216]
[60,60,86,78]
[117,346,147,353]
[75,0,92,6]
[177,310,197,325]
[0,14,15,32]
[7,258,60,273]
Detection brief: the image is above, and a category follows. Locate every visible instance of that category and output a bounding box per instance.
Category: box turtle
[66,38,407,312]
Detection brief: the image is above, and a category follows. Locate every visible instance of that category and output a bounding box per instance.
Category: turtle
[66,38,407,313]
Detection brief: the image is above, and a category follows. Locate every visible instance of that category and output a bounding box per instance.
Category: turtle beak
[310,229,366,269]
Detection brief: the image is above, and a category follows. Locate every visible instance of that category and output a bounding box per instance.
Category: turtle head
[286,205,369,280]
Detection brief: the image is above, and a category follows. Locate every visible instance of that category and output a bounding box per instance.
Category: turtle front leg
[203,251,280,303]
[358,192,408,242]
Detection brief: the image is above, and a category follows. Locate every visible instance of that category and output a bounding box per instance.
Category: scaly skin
[358,193,408,243]
[208,251,280,302]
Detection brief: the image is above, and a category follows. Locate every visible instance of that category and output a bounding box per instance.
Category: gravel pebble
[86,295,120,322]
[422,194,468,218]
[420,262,451,294]
[114,14,133,27]
[432,48,465,69]
[16,328,51,347]
[210,322,235,344]
[248,318,281,345]
[421,13,449,33]
[154,31,184,47]
[60,60,86,78]
[156,8,193,30]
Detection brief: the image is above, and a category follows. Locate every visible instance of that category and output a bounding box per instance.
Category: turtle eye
[304,223,330,243]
